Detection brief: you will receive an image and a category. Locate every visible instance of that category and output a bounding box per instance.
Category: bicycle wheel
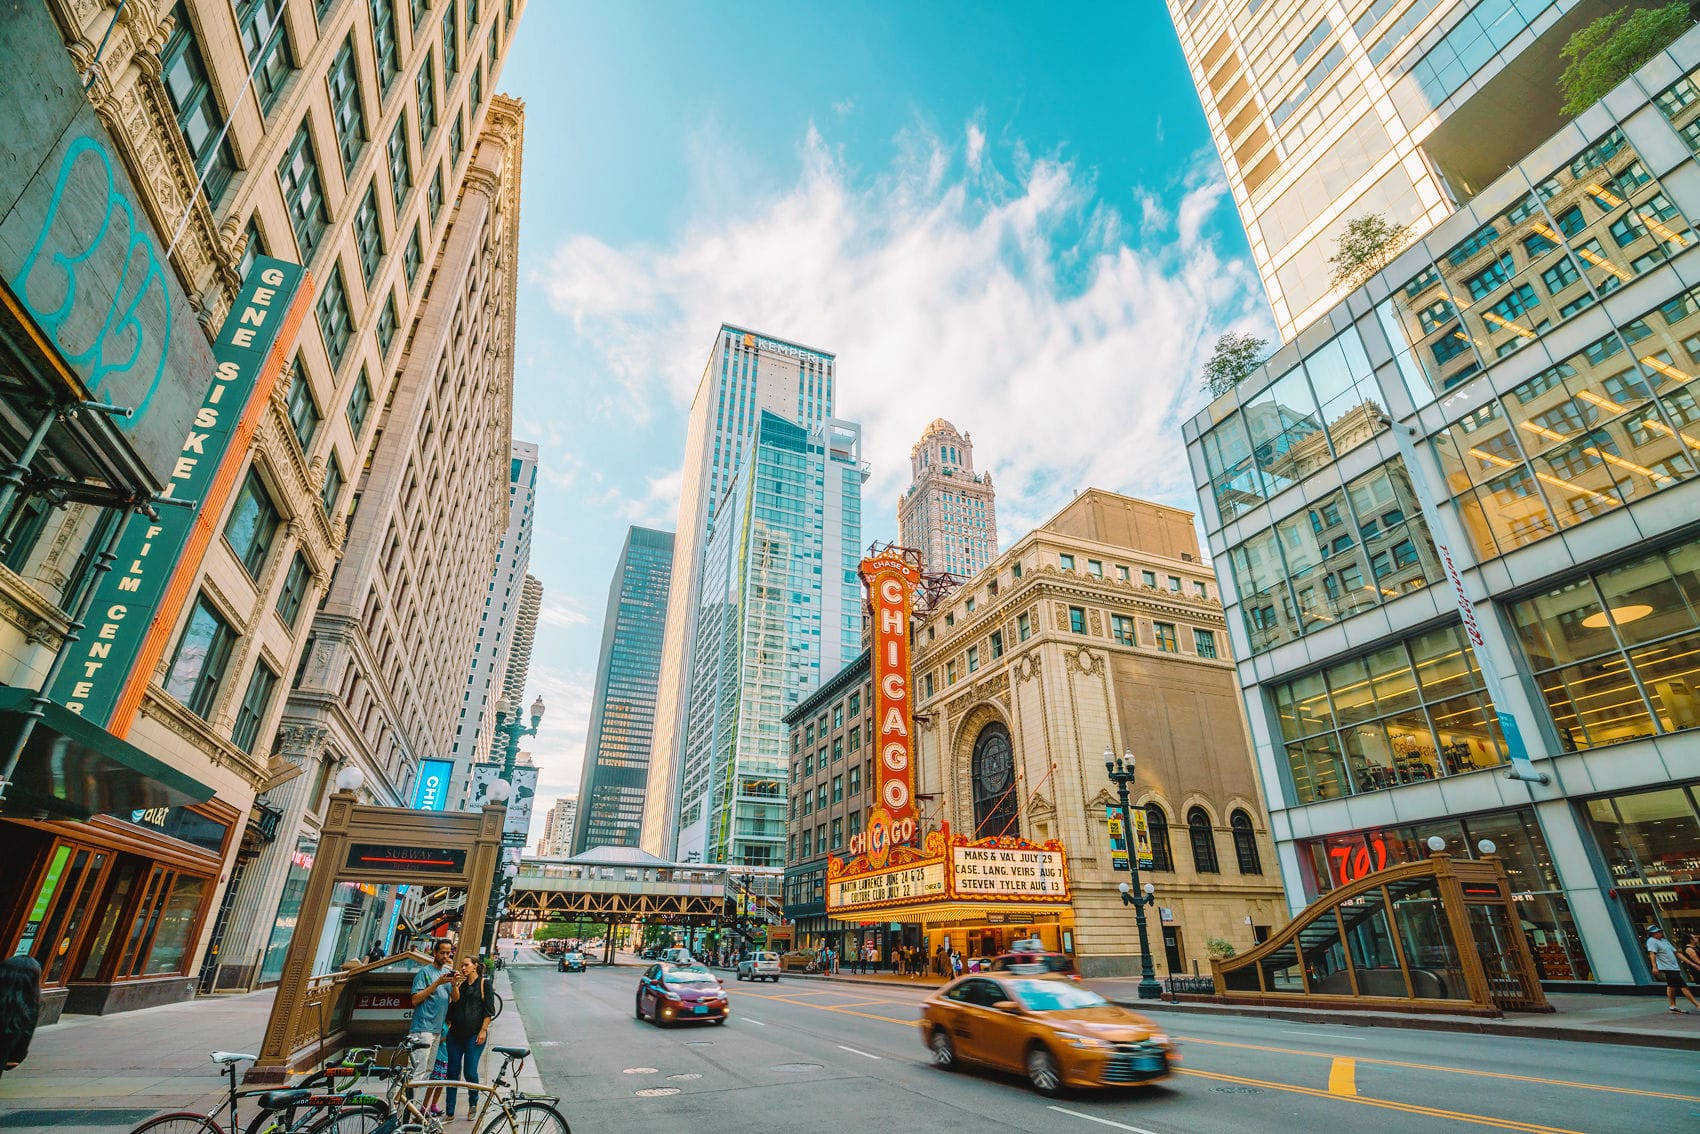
[306,1103,388,1134]
[487,991,503,1021]
[478,1100,569,1134]
[129,1114,223,1134]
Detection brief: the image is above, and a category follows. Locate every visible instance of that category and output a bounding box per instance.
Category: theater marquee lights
[858,550,922,869]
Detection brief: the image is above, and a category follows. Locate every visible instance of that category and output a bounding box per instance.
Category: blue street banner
[413,759,454,810]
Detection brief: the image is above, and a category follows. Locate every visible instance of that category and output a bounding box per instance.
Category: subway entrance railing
[1211,851,1550,1017]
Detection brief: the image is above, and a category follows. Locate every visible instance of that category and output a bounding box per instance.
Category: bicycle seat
[491,1045,530,1059]
[211,1051,258,1064]
[256,1089,313,1111]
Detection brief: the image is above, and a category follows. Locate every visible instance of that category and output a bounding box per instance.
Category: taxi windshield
[664,966,719,985]
[1006,979,1109,1012]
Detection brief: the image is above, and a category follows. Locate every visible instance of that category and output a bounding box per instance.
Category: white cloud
[540,121,1266,551]
[518,663,596,844]
[966,122,986,172]
[833,98,856,116]
[537,598,588,629]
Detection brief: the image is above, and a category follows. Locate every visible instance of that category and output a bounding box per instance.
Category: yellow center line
[1178,1068,1583,1134]
[1328,1057,1356,1096]
[1175,1034,1700,1103]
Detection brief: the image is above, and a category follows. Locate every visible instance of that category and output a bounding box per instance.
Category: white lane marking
[740,1017,766,1025]
[1048,1105,1163,1134]
[836,1044,882,1060]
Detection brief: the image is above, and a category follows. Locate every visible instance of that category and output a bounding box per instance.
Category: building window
[1187,807,1220,874]
[1087,559,1103,577]
[230,662,279,754]
[815,786,826,811]
[328,36,366,170]
[427,168,444,221]
[224,468,279,578]
[410,0,427,32]
[1231,810,1262,875]
[1168,575,1182,592]
[833,705,843,728]
[946,660,957,685]
[971,722,1019,839]
[1194,628,1217,658]
[832,775,842,804]
[989,630,1003,658]
[847,725,859,750]
[322,454,344,514]
[237,0,294,114]
[967,645,980,672]
[442,1,459,78]
[1068,607,1086,634]
[924,672,935,697]
[1153,622,1178,652]
[832,738,842,762]
[1018,612,1031,641]
[403,224,423,284]
[848,691,860,714]
[161,4,236,203]
[371,0,401,92]
[276,552,311,627]
[830,817,842,849]
[416,52,437,141]
[1145,804,1173,872]
[237,217,267,281]
[316,263,353,370]
[278,122,329,263]
[285,362,318,450]
[848,765,860,795]
[377,294,399,357]
[1111,615,1135,646]
[1059,554,1075,571]
[449,112,464,167]
[354,182,384,282]
[1194,581,1208,597]
[347,368,373,437]
[1141,569,1156,587]
[388,117,412,211]
[471,60,483,111]
[1012,561,1023,579]
[1116,565,1130,582]
[164,595,237,718]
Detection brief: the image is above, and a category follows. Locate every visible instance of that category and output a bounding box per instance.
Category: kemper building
[0,0,528,1014]
[1176,10,1700,985]
[813,493,1286,977]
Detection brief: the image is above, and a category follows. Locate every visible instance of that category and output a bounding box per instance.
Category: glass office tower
[675,412,867,867]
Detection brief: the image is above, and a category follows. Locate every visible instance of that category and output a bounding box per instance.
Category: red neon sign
[859,551,921,868]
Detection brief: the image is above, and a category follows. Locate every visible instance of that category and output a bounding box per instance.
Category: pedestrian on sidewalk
[1646,925,1700,1014]
[444,958,495,1121]
[409,938,459,1116]
[1681,932,1700,980]
[366,941,384,964]
[0,956,42,1079]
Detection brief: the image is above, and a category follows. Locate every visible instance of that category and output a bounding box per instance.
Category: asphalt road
[508,956,1699,1134]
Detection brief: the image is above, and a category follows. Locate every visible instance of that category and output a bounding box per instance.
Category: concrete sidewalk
[764,966,1700,1050]
[0,963,543,1132]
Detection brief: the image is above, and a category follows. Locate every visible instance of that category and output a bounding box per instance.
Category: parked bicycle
[128,1050,388,1134]
[328,1038,567,1134]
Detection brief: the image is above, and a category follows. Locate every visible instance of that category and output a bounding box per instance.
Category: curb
[1103,997,1700,1051]
[491,967,546,1091]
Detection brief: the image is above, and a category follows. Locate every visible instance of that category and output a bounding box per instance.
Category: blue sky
[497,1,1271,840]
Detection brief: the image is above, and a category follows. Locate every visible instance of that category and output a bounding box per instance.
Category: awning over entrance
[0,686,213,820]
[830,899,1074,925]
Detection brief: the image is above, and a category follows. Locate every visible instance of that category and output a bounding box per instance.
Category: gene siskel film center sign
[952,845,1068,897]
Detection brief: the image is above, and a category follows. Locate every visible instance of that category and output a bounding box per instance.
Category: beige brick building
[0,0,527,1011]
[908,490,1287,977]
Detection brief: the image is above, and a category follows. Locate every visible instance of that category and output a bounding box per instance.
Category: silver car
[737,951,781,982]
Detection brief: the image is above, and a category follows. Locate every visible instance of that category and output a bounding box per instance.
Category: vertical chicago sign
[858,551,921,869]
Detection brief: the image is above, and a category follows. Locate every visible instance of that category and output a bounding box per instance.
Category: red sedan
[635,962,729,1026]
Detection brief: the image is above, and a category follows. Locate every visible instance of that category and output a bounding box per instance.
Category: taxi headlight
[1056,1031,1112,1050]
[1147,1034,1171,1047]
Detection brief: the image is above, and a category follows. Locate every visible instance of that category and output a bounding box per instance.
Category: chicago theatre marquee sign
[827,550,1071,923]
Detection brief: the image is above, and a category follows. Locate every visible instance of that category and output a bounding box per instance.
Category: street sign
[345,844,468,875]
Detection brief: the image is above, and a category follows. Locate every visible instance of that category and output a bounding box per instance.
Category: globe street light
[480,695,545,954]
[1105,749,1163,1000]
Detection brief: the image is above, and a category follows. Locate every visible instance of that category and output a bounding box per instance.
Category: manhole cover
[666,1073,702,1081]
[772,1062,824,1072]
[1210,1086,1264,1094]
[635,1087,680,1097]
[622,1066,659,1074]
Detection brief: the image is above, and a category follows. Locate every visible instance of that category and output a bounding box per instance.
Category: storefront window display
[1583,783,1700,959]
[1296,805,1592,982]
[259,837,316,985]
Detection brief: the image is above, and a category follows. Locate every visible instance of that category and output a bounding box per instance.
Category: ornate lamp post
[1105,749,1163,1000]
[479,696,544,954]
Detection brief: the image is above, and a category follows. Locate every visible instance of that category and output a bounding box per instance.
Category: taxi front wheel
[1025,1044,1062,1096]
[928,1029,957,1070]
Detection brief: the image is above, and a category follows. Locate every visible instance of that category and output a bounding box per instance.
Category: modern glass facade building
[1181,26,1700,988]
[570,526,674,854]
[674,412,867,867]
[1166,0,1636,340]
[643,326,840,857]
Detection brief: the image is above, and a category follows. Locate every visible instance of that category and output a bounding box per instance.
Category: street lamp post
[479,695,544,955]
[1105,749,1163,1000]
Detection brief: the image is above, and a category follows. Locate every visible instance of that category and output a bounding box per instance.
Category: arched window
[1231,810,1263,875]
[1144,804,1173,872]
[1188,806,1219,874]
[970,722,1019,839]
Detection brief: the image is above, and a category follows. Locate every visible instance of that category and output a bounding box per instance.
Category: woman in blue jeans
[444,958,495,1119]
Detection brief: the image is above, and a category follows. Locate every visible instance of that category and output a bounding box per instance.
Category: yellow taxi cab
[918,973,1176,1095]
